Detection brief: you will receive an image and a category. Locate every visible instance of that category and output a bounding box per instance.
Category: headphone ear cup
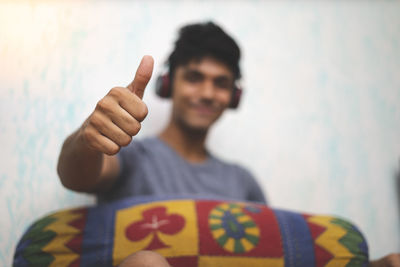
[155,73,172,98]
[229,85,242,109]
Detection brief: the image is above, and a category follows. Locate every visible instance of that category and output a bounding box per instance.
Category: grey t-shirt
[96,137,266,204]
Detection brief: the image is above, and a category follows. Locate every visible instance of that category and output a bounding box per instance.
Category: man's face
[171,57,235,133]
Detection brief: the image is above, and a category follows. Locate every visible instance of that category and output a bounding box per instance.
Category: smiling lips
[191,103,220,116]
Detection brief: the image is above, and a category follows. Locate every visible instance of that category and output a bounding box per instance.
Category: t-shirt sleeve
[116,144,131,178]
[96,141,142,203]
[115,141,143,182]
[239,167,268,204]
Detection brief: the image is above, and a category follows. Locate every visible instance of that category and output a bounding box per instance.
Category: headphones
[155,72,243,109]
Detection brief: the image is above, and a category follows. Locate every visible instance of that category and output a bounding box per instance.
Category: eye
[184,71,203,83]
[214,77,232,90]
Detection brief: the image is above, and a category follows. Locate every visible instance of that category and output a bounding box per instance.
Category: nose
[199,80,215,100]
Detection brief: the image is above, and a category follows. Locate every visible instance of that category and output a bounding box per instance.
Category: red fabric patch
[166,256,198,267]
[65,234,84,254]
[196,200,283,257]
[125,206,185,250]
[303,215,333,267]
[65,208,88,267]
[68,208,88,231]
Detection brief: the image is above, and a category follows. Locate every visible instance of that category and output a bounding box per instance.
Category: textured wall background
[1,1,399,265]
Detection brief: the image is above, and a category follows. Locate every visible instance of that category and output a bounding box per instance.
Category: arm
[57,55,154,193]
[57,128,120,193]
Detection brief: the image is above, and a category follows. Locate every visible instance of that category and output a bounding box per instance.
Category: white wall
[1,1,399,265]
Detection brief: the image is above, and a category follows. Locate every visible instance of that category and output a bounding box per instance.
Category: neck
[159,121,209,163]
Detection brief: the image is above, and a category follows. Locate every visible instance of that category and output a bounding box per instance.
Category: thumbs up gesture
[80,55,154,155]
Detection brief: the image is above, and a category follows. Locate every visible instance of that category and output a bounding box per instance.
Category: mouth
[191,103,220,116]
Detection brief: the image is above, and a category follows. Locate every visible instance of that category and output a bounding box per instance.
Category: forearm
[57,129,105,193]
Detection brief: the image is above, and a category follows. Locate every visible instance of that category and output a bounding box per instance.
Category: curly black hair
[167,22,241,82]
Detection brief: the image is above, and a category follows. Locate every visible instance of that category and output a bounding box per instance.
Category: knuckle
[105,145,120,155]
[108,87,124,97]
[89,112,103,127]
[137,71,151,81]
[82,127,95,144]
[96,97,111,111]
[119,135,132,147]
[132,121,142,134]
[136,103,148,121]
[82,128,101,151]
[127,121,141,136]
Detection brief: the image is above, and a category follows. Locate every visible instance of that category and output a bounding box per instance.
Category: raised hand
[80,55,154,155]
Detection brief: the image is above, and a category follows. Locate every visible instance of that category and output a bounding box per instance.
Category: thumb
[127,55,154,99]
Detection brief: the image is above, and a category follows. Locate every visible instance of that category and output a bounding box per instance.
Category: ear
[155,73,172,98]
[229,83,243,109]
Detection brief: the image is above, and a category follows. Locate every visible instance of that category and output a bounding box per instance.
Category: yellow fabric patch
[307,215,352,266]
[113,200,198,266]
[198,256,284,267]
[42,210,84,267]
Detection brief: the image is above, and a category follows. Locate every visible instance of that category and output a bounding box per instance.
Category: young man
[57,22,266,204]
[57,22,399,267]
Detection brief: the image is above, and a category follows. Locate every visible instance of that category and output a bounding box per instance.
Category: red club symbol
[125,206,185,250]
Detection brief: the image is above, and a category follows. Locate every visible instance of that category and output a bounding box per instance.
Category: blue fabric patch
[274,209,315,267]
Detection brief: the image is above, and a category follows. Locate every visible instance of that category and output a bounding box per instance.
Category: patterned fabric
[13,196,369,267]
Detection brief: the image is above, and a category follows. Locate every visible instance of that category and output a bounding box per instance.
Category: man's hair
[167,21,241,81]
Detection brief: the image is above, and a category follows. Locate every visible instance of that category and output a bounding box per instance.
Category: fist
[80,55,154,155]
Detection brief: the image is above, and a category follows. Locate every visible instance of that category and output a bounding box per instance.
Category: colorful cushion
[13,196,369,267]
